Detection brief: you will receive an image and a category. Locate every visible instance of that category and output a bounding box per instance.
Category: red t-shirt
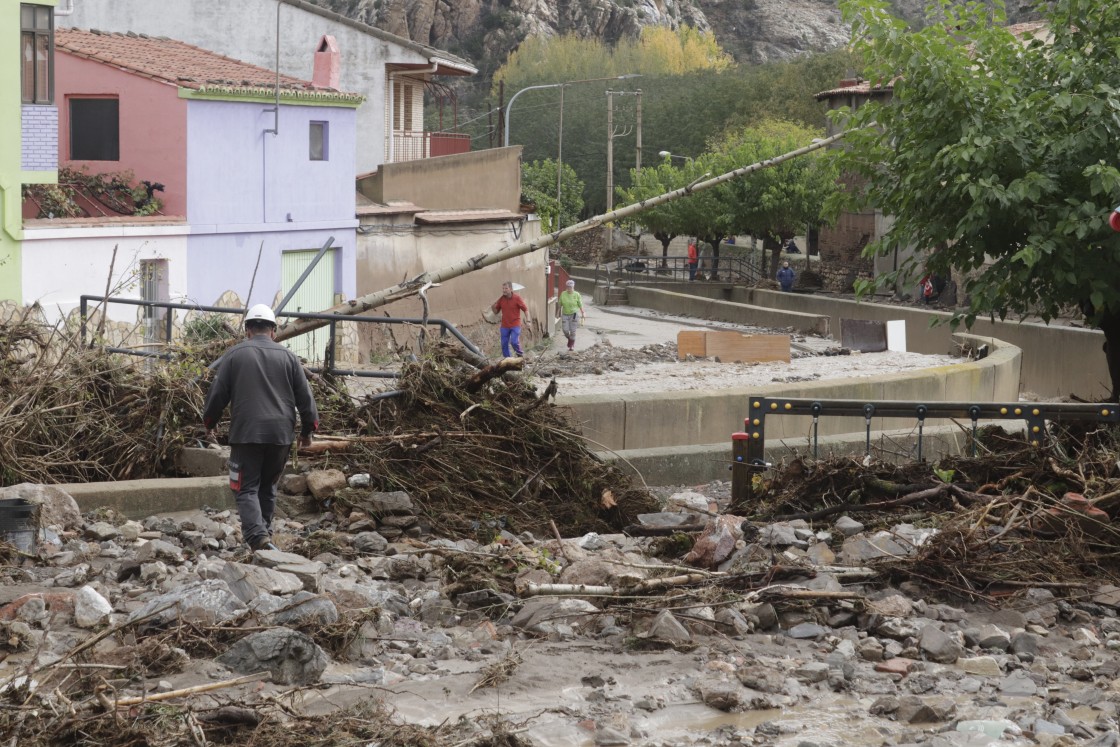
[687,243,698,262]
[492,293,528,328]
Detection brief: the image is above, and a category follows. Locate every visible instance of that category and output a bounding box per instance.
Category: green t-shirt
[558,290,583,315]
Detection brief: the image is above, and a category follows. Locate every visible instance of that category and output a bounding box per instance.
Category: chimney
[312,35,340,89]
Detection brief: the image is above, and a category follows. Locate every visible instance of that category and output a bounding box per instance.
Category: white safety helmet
[245,303,277,327]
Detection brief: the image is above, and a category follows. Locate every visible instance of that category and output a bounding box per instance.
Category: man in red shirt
[687,241,698,281]
[492,281,530,357]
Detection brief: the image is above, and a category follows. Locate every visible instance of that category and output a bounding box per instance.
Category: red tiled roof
[56,28,351,95]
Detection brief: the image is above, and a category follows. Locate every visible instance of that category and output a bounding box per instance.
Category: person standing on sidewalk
[687,240,699,281]
[776,260,796,292]
[556,279,586,351]
[203,304,318,552]
[492,281,530,357]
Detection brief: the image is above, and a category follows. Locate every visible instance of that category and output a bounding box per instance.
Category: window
[140,259,169,343]
[70,98,120,161]
[392,81,414,132]
[309,121,328,161]
[21,4,54,104]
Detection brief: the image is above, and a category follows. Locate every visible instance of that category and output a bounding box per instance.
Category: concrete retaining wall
[559,332,1021,451]
[575,273,1105,401]
[623,287,831,337]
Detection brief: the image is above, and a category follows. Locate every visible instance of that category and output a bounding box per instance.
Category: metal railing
[78,295,480,379]
[729,396,1120,506]
[390,130,471,162]
[613,254,760,284]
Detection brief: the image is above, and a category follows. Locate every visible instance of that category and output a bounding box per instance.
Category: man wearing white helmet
[203,303,318,552]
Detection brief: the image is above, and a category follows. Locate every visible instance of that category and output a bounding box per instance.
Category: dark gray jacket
[202,336,318,444]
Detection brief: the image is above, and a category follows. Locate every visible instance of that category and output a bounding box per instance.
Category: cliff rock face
[311,0,1038,71]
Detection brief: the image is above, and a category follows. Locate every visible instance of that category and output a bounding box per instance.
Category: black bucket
[0,498,37,553]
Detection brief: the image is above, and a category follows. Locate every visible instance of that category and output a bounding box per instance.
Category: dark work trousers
[228,442,289,548]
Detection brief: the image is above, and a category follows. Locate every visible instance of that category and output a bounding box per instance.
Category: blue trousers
[500,326,523,357]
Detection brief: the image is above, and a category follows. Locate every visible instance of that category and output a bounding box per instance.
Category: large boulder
[683,514,744,569]
[217,627,328,685]
[127,580,246,627]
[1,483,81,531]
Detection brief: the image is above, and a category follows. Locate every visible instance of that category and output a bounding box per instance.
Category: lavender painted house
[38,29,361,357]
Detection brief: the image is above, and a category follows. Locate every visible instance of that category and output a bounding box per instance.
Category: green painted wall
[2,0,56,304]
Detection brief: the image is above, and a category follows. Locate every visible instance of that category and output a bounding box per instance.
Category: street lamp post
[503,74,640,231]
[658,150,693,163]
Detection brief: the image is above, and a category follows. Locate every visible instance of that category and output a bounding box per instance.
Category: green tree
[716,120,838,276]
[617,158,699,266]
[835,0,1120,398]
[521,159,585,233]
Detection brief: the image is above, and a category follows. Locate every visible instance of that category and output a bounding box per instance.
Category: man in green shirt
[556,279,586,351]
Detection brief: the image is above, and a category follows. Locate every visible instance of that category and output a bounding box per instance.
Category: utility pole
[605,90,637,261]
[635,89,642,173]
[556,85,564,230]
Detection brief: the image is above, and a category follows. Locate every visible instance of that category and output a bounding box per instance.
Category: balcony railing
[391,131,471,162]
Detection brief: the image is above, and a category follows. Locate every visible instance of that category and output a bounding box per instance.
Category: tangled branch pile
[310,342,658,539]
[750,424,1120,597]
[0,312,204,486]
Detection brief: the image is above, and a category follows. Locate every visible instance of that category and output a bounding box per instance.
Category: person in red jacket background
[687,241,699,281]
[492,281,530,357]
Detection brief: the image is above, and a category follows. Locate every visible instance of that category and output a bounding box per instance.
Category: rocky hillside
[310,0,1039,75]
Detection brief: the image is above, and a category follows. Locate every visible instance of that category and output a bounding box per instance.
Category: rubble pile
[6,424,1120,745]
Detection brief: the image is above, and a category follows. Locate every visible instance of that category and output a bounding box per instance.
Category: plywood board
[678,330,790,362]
[677,330,707,358]
[705,332,790,363]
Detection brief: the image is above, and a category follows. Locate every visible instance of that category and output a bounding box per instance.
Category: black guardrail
[729,397,1120,507]
[613,254,760,284]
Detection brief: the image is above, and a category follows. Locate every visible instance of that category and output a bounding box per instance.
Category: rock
[1033,719,1066,736]
[219,561,303,603]
[119,521,143,541]
[714,607,752,636]
[135,539,184,564]
[794,662,830,683]
[53,564,91,587]
[858,638,885,661]
[84,522,121,541]
[875,617,921,640]
[558,560,616,587]
[895,695,955,724]
[348,473,371,488]
[806,543,835,565]
[511,598,599,631]
[636,512,703,530]
[874,657,914,677]
[647,610,692,643]
[320,578,409,616]
[1023,588,1059,626]
[787,622,828,640]
[968,623,1012,651]
[999,670,1038,696]
[128,580,246,627]
[695,677,744,711]
[278,474,308,495]
[1,483,81,532]
[919,625,962,664]
[594,727,631,745]
[683,514,743,569]
[271,592,339,629]
[1094,585,1120,608]
[367,491,415,515]
[957,656,1002,677]
[868,695,899,715]
[759,523,802,548]
[834,516,864,537]
[352,531,389,555]
[217,627,328,685]
[253,549,327,591]
[841,532,912,564]
[73,586,112,628]
[741,603,778,631]
[665,491,711,514]
[306,469,347,500]
[869,594,914,618]
[737,665,785,694]
[1011,631,1041,657]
